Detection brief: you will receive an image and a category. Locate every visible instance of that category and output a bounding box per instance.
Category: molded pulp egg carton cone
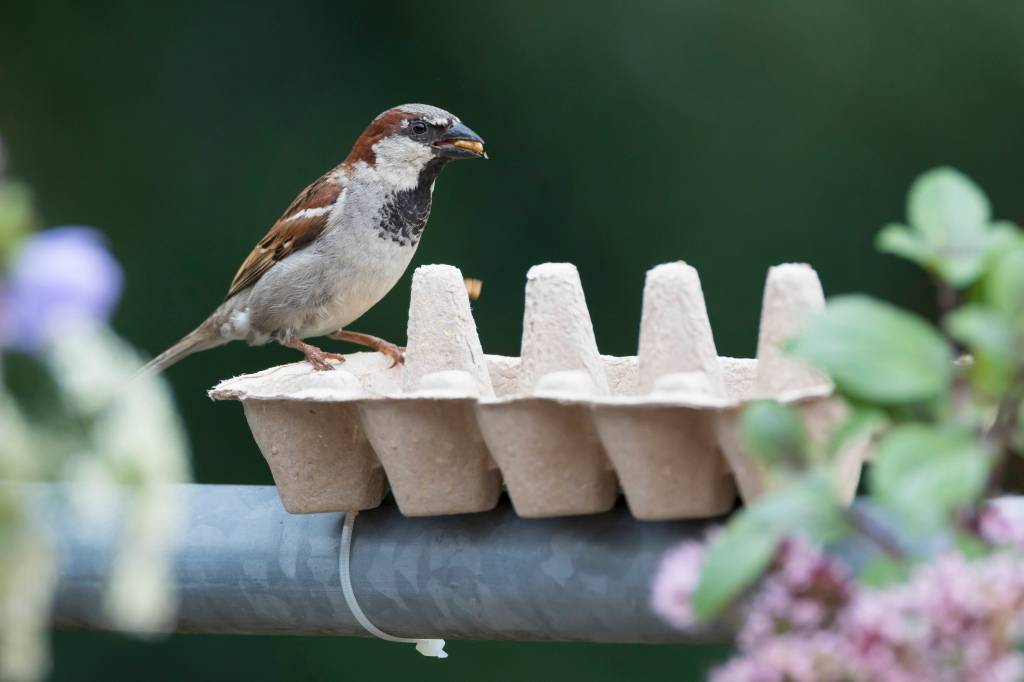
[475,264,619,517]
[712,264,867,504]
[210,261,867,518]
[587,263,737,520]
[357,267,502,516]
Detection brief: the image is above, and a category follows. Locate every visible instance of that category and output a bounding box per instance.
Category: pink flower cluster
[736,539,852,650]
[846,553,1024,682]
[978,497,1024,549]
[652,536,1024,682]
[650,540,706,629]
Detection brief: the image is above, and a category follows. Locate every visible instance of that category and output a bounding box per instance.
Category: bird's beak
[433,122,487,159]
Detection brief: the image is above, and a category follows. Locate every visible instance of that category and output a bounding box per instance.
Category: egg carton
[210,261,869,520]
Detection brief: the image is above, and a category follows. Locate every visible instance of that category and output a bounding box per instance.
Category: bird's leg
[281,336,345,371]
[329,330,405,368]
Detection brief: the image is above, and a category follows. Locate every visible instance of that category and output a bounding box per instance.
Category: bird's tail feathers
[138,321,225,378]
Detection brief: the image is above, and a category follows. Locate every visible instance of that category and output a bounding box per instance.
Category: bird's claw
[381,343,405,368]
[304,348,345,372]
[306,356,334,372]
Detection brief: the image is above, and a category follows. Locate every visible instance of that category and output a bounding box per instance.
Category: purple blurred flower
[846,553,1024,682]
[1,227,123,351]
[738,538,852,650]
[979,497,1024,549]
[650,540,706,629]
[712,632,857,682]
[655,532,1024,682]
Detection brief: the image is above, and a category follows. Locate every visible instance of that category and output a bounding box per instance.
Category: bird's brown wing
[225,172,342,301]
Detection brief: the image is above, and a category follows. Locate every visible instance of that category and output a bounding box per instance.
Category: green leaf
[692,472,847,620]
[788,295,953,405]
[901,167,993,287]
[877,169,1021,287]
[876,224,932,267]
[984,221,1024,264]
[936,255,988,289]
[825,405,889,458]
[986,245,1024,323]
[907,167,990,242]
[954,532,991,560]
[0,182,38,261]
[690,518,779,622]
[740,400,809,468]
[1015,403,1024,454]
[869,424,990,528]
[755,471,850,542]
[945,304,1016,395]
[859,555,911,588]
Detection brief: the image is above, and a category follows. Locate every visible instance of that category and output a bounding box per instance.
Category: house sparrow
[143,103,485,374]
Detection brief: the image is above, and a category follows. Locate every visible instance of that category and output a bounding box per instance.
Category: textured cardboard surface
[479,265,616,516]
[357,267,502,515]
[477,399,618,517]
[517,263,610,396]
[242,399,385,513]
[211,260,866,518]
[403,264,494,397]
[593,405,736,519]
[716,396,866,504]
[637,262,726,397]
[360,395,501,516]
[715,264,864,504]
[754,264,833,400]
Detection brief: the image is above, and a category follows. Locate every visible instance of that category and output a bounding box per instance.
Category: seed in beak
[450,140,484,155]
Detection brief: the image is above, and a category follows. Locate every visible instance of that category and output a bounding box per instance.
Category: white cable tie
[338,511,448,659]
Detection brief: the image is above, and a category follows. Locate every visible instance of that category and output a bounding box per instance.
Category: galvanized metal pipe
[43,484,728,643]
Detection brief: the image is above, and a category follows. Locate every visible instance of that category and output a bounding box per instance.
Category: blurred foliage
[0,183,37,262]
[739,399,809,471]
[787,294,953,405]
[0,177,189,679]
[695,167,1024,625]
[5,0,1024,679]
[877,168,1016,287]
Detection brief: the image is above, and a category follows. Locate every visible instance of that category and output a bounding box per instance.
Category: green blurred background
[3,0,1024,679]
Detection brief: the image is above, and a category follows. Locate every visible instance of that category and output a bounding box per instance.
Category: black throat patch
[375,158,448,247]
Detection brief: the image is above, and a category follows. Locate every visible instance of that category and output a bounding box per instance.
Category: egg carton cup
[210,261,867,519]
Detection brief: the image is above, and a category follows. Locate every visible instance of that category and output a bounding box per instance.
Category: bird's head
[345,104,485,188]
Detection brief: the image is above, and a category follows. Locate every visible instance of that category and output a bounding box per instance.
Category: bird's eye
[410,120,428,135]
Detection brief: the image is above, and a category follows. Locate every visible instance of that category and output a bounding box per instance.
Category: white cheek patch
[373,135,432,163]
[371,136,434,190]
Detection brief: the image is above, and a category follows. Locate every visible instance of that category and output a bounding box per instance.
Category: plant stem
[936,278,958,318]
[845,505,906,559]
[935,276,966,364]
[984,368,1024,492]
[986,372,1024,450]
